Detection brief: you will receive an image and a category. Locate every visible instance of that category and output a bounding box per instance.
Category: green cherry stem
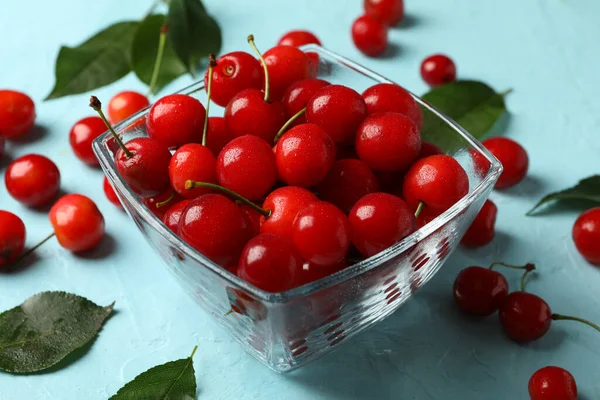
[551,314,600,333]
[189,345,198,359]
[148,23,169,96]
[274,107,306,142]
[202,54,217,147]
[414,201,425,218]
[90,96,133,158]
[184,181,271,218]
[247,34,270,103]
[155,192,176,208]
[11,232,55,266]
[488,262,536,292]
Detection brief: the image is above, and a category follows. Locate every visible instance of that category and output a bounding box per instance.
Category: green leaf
[420,80,508,152]
[527,175,600,216]
[132,14,187,95]
[167,0,222,76]
[109,346,198,400]
[45,22,138,100]
[0,291,114,373]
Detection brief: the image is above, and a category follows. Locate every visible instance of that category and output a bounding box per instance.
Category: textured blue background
[1,0,600,399]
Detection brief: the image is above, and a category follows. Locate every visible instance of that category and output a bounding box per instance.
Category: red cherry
[260,186,319,239]
[402,155,469,214]
[572,207,600,265]
[169,143,217,199]
[461,200,498,248]
[275,123,335,188]
[179,193,251,269]
[479,137,529,188]
[163,199,191,232]
[278,30,322,47]
[107,91,149,125]
[499,292,552,342]
[49,194,105,252]
[216,135,276,201]
[282,78,330,126]
[293,201,351,267]
[0,210,26,268]
[204,117,234,156]
[421,54,457,86]
[5,154,61,207]
[306,84,367,144]
[297,259,348,286]
[351,15,388,57]
[349,193,415,257]
[240,204,262,237]
[143,188,181,220]
[102,176,122,208]
[316,159,380,214]
[146,94,205,149]
[364,0,404,26]
[416,206,440,228]
[453,266,509,316]
[419,142,443,158]
[0,90,35,139]
[362,83,422,129]
[263,45,313,100]
[69,116,106,166]
[529,366,578,400]
[204,51,263,108]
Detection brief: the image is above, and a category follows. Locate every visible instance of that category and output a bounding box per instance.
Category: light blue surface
[1,0,600,398]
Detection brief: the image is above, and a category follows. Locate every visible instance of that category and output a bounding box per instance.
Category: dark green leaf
[527,175,600,216]
[45,22,138,100]
[167,0,222,76]
[0,291,114,373]
[421,80,508,152]
[109,346,198,400]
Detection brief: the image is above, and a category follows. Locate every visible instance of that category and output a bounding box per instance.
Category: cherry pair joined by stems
[420,54,457,87]
[364,0,404,26]
[352,15,388,57]
[69,116,107,166]
[0,89,35,139]
[5,154,61,207]
[362,83,423,129]
[107,91,150,125]
[461,199,498,248]
[572,207,600,265]
[529,366,577,400]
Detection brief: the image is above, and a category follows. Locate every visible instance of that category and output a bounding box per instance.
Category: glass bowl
[93,45,502,373]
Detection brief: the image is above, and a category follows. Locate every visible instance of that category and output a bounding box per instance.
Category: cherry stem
[155,192,176,208]
[520,268,534,292]
[202,54,217,147]
[189,345,198,359]
[12,232,55,266]
[90,96,133,158]
[247,34,270,103]
[274,107,306,142]
[552,314,600,333]
[414,201,425,218]
[184,181,271,218]
[489,262,536,271]
[148,24,168,96]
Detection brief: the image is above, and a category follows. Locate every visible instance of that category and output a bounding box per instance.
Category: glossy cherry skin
[282,78,330,126]
[351,15,388,57]
[278,30,322,47]
[49,194,105,252]
[421,54,457,86]
[572,207,600,265]
[163,199,191,232]
[179,194,251,269]
[0,90,35,139]
[237,233,304,293]
[316,159,380,214]
[263,45,313,100]
[364,0,404,26]
[115,137,171,198]
[461,200,498,248]
[402,155,469,214]
[419,142,443,158]
[5,154,61,207]
[204,117,234,156]
[529,366,578,400]
[0,210,26,267]
[306,84,367,144]
[143,188,182,220]
[69,116,106,166]
[224,88,287,144]
[453,266,509,316]
[275,123,335,188]
[107,91,150,124]
[240,204,262,237]
[499,291,552,343]
[169,143,217,199]
[293,201,351,267]
[146,94,205,149]
[480,137,529,188]
[362,83,423,129]
[204,51,263,108]
[102,176,122,208]
[349,193,415,257]
[260,186,319,239]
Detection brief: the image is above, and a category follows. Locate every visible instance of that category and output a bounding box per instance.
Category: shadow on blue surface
[75,233,118,261]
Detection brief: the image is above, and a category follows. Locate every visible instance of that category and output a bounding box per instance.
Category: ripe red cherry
[349,193,415,257]
[237,233,304,292]
[143,188,181,220]
[351,15,388,57]
[453,266,508,316]
[163,199,191,232]
[403,155,469,214]
[421,54,457,87]
[461,200,498,248]
[49,194,105,252]
[107,91,149,124]
[0,210,26,268]
[529,366,577,400]
[278,30,322,47]
[316,159,380,214]
[480,137,529,188]
[293,201,351,267]
[204,51,263,108]
[356,112,421,172]
[0,90,35,139]
[572,207,600,265]
[102,176,121,208]
[204,117,234,156]
[306,84,367,144]
[282,78,330,126]
[364,0,404,26]
[5,154,61,207]
[179,193,251,269]
[260,186,319,238]
[275,123,335,188]
[263,45,313,100]
[146,94,205,149]
[69,116,106,166]
[240,204,262,237]
[169,143,217,199]
[217,135,276,201]
[362,83,422,128]
[419,142,443,158]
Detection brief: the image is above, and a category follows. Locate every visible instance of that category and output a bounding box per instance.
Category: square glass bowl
[93,45,502,373]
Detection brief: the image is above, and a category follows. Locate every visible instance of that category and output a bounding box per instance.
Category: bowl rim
[93,44,503,304]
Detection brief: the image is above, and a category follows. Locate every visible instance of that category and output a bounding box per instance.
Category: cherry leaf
[527,175,600,216]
